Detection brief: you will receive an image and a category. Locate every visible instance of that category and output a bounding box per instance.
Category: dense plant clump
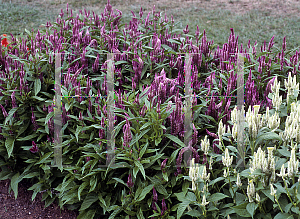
[0,0,300,218]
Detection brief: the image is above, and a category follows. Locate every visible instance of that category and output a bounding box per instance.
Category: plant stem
[274,195,284,213]
[283,177,296,207]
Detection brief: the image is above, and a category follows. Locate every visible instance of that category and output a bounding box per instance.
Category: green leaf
[98,193,107,209]
[17,133,39,141]
[291,206,300,215]
[209,177,224,187]
[144,153,164,169]
[134,160,146,180]
[137,207,145,219]
[34,78,41,96]
[274,183,286,194]
[284,203,293,213]
[226,146,238,153]
[133,166,139,179]
[5,137,15,158]
[112,177,127,187]
[16,120,30,138]
[246,202,258,218]
[5,107,19,125]
[164,134,186,148]
[277,148,291,157]
[137,184,153,202]
[78,181,89,201]
[77,209,97,219]
[250,169,264,177]
[36,152,53,165]
[140,122,152,130]
[231,202,251,217]
[255,132,282,147]
[79,193,99,211]
[114,60,128,65]
[129,128,150,147]
[134,186,143,201]
[162,172,168,182]
[235,192,247,205]
[44,196,56,208]
[274,213,294,219]
[186,192,196,202]
[108,206,122,219]
[168,148,181,165]
[31,96,46,101]
[155,137,162,146]
[89,175,98,192]
[262,189,274,202]
[177,201,190,219]
[185,209,202,217]
[75,125,82,142]
[167,39,182,45]
[22,172,39,179]
[161,44,177,55]
[139,141,149,158]
[11,172,20,199]
[174,192,186,202]
[155,184,168,196]
[208,193,229,202]
[44,111,54,125]
[199,114,218,124]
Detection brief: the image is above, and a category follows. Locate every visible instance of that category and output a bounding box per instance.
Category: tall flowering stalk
[161,198,167,215]
[152,186,158,213]
[123,118,132,148]
[127,173,134,189]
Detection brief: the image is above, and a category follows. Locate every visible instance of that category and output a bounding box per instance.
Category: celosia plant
[178,74,300,218]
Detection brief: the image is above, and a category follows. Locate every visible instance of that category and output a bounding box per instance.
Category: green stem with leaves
[274,194,284,213]
[283,177,296,207]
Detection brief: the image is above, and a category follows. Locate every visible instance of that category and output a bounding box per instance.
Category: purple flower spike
[11,91,17,108]
[195,25,200,38]
[30,141,39,153]
[161,158,168,173]
[161,198,167,215]
[139,7,143,18]
[127,173,134,188]
[86,156,91,162]
[282,36,286,51]
[206,129,218,139]
[0,104,8,117]
[123,119,132,147]
[183,25,189,34]
[153,186,158,202]
[152,201,157,212]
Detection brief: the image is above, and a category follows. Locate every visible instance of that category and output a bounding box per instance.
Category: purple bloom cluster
[29,141,39,153]
[31,106,39,131]
[123,118,132,149]
[127,173,134,189]
[161,158,168,173]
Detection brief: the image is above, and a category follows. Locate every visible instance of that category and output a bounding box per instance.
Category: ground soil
[0,175,80,218]
[1,0,300,218]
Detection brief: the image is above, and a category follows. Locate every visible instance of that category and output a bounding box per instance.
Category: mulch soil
[0,176,80,219]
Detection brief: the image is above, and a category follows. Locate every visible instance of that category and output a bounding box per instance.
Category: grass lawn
[1,0,300,51]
